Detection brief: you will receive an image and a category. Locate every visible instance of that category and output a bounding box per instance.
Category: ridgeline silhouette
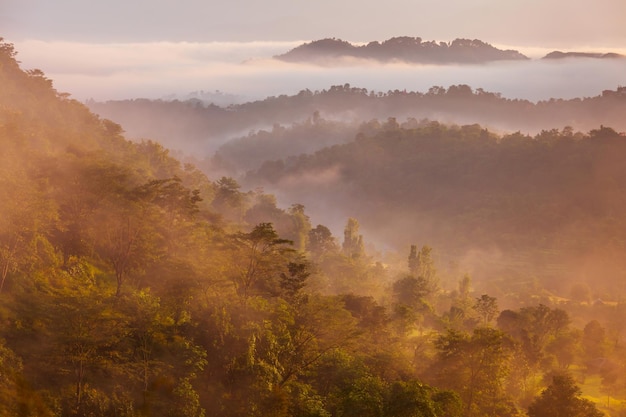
[274,36,529,64]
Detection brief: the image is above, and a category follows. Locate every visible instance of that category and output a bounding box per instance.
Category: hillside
[543,51,625,59]
[88,84,626,160]
[2,38,625,417]
[274,36,529,64]
[245,121,626,296]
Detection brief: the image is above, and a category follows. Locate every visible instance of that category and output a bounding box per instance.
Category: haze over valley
[11,38,626,103]
[2,1,626,416]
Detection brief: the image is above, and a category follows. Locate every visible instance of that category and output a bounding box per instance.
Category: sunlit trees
[212,176,246,223]
[308,224,338,259]
[50,288,125,414]
[473,294,499,326]
[231,223,293,300]
[431,327,517,417]
[90,181,164,297]
[287,203,311,252]
[384,381,462,417]
[497,304,571,369]
[527,373,604,417]
[392,275,434,333]
[0,173,59,293]
[5,37,626,417]
[0,340,24,416]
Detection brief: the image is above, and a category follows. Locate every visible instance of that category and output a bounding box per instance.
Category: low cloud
[278,165,343,188]
[12,40,626,102]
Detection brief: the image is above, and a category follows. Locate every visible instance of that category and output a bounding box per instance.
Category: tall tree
[527,373,604,417]
[212,176,245,223]
[432,327,517,417]
[473,294,499,326]
[342,218,364,259]
[91,184,164,297]
[287,203,311,252]
[308,224,338,259]
[231,223,293,300]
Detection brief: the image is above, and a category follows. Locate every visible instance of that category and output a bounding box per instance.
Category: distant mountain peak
[274,36,529,64]
[542,50,625,60]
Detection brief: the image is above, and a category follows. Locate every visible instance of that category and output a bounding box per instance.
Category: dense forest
[87,84,626,159]
[2,38,626,417]
[244,120,626,297]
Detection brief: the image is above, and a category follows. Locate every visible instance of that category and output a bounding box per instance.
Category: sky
[2,0,625,101]
[3,0,625,47]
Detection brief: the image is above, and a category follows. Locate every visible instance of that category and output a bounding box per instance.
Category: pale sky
[2,0,625,48]
[1,0,625,102]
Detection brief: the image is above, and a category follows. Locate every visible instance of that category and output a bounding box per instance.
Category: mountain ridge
[274,36,529,64]
[542,50,625,59]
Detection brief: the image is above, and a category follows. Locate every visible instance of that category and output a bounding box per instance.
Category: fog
[13,40,626,103]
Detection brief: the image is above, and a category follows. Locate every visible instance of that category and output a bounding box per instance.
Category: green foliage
[2,40,625,417]
[431,327,516,416]
[231,222,294,299]
[247,120,626,294]
[473,294,499,325]
[0,339,23,416]
[497,304,571,368]
[308,224,338,259]
[384,381,461,417]
[527,373,604,417]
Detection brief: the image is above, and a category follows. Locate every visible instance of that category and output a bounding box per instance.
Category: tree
[279,256,312,302]
[497,304,570,368]
[287,204,311,252]
[415,246,436,284]
[527,373,604,417]
[384,381,462,417]
[599,365,623,411]
[393,276,434,308]
[0,340,24,416]
[545,329,581,370]
[473,294,498,326]
[92,184,164,297]
[456,274,474,311]
[119,290,207,416]
[231,223,293,300]
[308,224,338,258]
[212,176,245,222]
[342,218,364,259]
[0,175,59,294]
[407,245,438,293]
[391,274,436,334]
[45,280,128,414]
[582,320,608,370]
[431,327,517,417]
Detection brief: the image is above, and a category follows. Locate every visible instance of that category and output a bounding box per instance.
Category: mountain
[245,121,626,294]
[1,38,622,417]
[543,50,625,59]
[274,36,529,64]
[88,84,626,162]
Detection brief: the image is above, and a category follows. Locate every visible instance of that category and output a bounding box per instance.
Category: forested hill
[87,84,626,156]
[246,121,626,294]
[0,38,621,417]
[542,51,625,60]
[274,37,528,64]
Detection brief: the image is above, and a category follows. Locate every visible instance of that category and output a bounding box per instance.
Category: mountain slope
[275,36,529,64]
[246,121,626,293]
[88,84,626,159]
